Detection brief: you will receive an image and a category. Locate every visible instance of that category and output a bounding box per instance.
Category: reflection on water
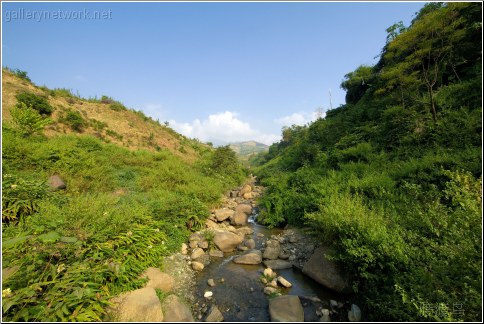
[194,217,343,322]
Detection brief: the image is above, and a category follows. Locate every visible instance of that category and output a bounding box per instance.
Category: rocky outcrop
[213,231,244,252]
[141,267,174,292]
[109,287,164,322]
[269,295,304,322]
[233,249,262,265]
[302,247,351,293]
[162,295,194,322]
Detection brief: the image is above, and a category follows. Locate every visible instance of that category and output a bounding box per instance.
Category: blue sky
[2,1,426,145]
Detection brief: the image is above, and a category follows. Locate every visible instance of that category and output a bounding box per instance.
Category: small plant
[15,92,53,116]
[202,229,215,249]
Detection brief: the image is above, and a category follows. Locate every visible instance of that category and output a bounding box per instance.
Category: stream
[191,213,345,322]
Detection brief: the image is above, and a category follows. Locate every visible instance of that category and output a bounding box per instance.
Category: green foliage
[10,103,52,137]
[1,119,246,320]
[15,92,54,116]
[2,174,49,223]
[254,3,482,321]
[62,109,86,132]
[109,102,127,112]
[11,68,31,82]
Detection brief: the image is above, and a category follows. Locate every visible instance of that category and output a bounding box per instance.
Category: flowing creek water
[191,213,346,322]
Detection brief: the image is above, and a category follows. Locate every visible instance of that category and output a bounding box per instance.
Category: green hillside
[253,3,482,322]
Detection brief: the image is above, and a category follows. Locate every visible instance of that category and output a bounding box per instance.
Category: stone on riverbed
[213,231,244,252]
[233,250,262,265]
[232,204,253,225]
[191,261,204,271]
[263,239,281,260]
[162,294,194,322]
[302,246,351,293]
[190,248,205,260]
[209,250,224,258]
[214,208,234,222]
[244,238,256,249]
[205,304,224,322]
[263,260,293,270]
[277,276,292,288]
[140,267,174,292]
[348,304,361,322]
[269,295,304,322]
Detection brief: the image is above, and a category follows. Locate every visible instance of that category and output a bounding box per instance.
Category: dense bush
[62,109,86,132]
[15,92,54,116]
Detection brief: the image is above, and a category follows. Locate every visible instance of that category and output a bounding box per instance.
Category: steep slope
[2,69,204,162]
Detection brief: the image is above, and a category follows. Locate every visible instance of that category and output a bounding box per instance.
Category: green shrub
[10,103,52,137]
[109,102,127,112]
[15,92,53,116]
[62,109,86,132]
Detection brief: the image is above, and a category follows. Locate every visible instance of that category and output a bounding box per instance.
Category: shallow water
[193,217,343,322]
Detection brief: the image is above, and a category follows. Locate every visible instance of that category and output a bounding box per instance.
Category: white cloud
[143,103,164,121]
[275,110,323,127]
[170,111,280,145]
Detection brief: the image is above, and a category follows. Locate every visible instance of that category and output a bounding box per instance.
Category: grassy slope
[2,69,202,162]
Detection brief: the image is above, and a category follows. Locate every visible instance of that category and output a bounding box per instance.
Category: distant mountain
[229,141,269,158]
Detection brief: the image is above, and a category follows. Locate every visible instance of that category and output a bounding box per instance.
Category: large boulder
[213,231,243,252]
[141,268,174,293]
[48,175,66,190]
[269,295,304,322]
[233,249,262,265]
[110,287,164,322]
[263,260,293,270]
[162,295,194,322]
[302,246,351,293]
[232,204,253,226]
[263,240,281,260]
[214,208,234,222]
